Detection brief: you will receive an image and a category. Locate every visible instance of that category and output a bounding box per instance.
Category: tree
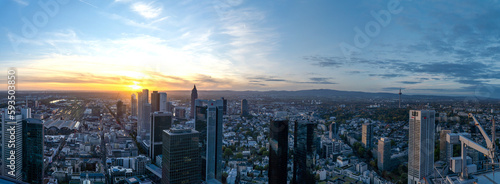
[262,151,269,157]
[222,172,228,184]
[224,148,233,158]
[235,153,243,159]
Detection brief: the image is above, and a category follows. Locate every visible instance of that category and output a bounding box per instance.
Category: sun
[128,81,142,90]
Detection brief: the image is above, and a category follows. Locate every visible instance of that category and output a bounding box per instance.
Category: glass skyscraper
[293,119,316,184]
[162,128,200,184]
[22,118,44,184]
[150,112,173,163]
[269,119,288,184]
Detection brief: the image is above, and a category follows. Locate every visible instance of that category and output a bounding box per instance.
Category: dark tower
[399,88,402,108]
[116,100,124,119]
[22,118,44,184]
[293,120,316,184]
[190,85,198,119]
[269,119,288,184]
[241,99,248,116]
[151,91,160,112]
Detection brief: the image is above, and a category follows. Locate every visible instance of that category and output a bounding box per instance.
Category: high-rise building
[269,119,288,184]
[162,128,200,184]
[159,92,167,112]
[150,112,172,163]
[440,130,451,161]
[293,119,316,184]
[195,99,224,182]
[408,110,435,184]
[1,111,22,181]
[362,123,373,148]
[151,91,160,112]
[137,92,143,135]
[133,155,151,175]
[241,99,248,116]
[190,85,198,119]
[22,118,44,184]
[221,97,227,115]
[117,100,124,119]
[131,94,137,117]
[140,103,151,143]
[329,122,338,139]
[377,137,391,171]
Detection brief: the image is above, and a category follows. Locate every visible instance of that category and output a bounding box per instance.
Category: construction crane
[457,114,497,180]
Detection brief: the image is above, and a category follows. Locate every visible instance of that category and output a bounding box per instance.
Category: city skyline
[1,1,499,97]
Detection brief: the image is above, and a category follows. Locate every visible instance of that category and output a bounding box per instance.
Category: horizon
[1,0,500,97]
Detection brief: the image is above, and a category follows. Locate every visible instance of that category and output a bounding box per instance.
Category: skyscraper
[150,112,172,163]
[140,103,151,143]
[1,112,22,181]
[159,92,167,112]
[117,100,124,119]
[269,119,288,184]
[329,122,338,139]
[377,137,391,171]
[221,97,227,115]
[137,91,143,137]
[362,123,373,148]
[190,85,198,119]
[195,99,224,182]
[131,94,137,117]
[408,110,435,184]
[241,99,248,116]
[151,91,160,112]
[22,118,44,184]
[440,130,451,161]
[293,119,316,184]
[162,128,200,184]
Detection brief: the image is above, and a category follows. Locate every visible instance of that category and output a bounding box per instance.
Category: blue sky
[1,0,500,97]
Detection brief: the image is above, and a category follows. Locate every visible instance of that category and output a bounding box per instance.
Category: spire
[193,84,197,90]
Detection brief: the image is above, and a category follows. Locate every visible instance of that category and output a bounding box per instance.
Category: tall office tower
[162,128,200,184]
[117,100,124,119]
[137,92,143,120]
[22,118,44,183]
[142,89,150,104]
[408,110,435,184]
[20,108,31,119]
[150,112,172,163]
[293,120,316,184]
[241,99,248,116]
[151,91,160,112]
[377,137,391,171]
[329,122,338,139]
[362,123,373,148]
[131,94,137,117]
[159,92,167,112]
[194,99,208,180]
[440,130,451,161]
[1,113,22,181]
[399,88,402,108]
[269,119,288,184]
[221,97,227,115]
[141,103,152,142]
[195,99,224,182]
[190,85,198,119]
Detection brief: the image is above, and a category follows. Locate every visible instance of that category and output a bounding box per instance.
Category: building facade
[408,110,435,184]
[293,120,316,184]
[150,112,173,163]
[377,137,391,171]
[362,123,373,148]
[269,119,288,184]
[162,128,200,184]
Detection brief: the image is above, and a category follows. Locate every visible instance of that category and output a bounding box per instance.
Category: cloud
[382,87,405,91]
[304,56,344,67]
[399,81,421,84]
[11,0,28,6]
[131,1,163,19]
[368,74,407,79]
[105,13,162,30]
